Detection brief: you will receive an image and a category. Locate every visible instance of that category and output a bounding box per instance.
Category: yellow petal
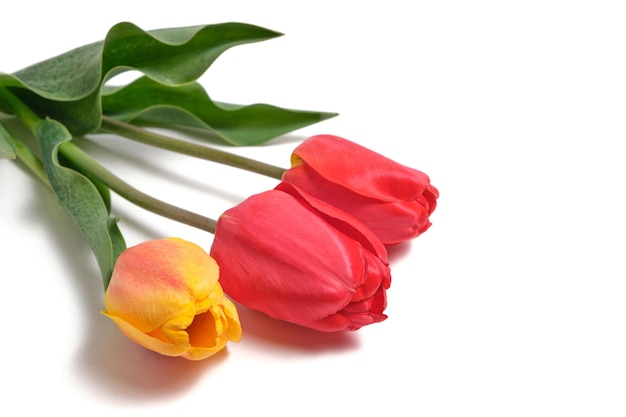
[102,238,241,360]
[102,311,189,358]
[104,238,220,332]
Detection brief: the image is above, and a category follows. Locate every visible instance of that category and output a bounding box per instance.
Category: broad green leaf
[59,146,113,212]
[0,122,16,159]
[0,22,282,135]
[101,77,338,145]
[34,118,125,288]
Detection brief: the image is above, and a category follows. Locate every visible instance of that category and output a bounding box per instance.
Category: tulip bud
[282,134,439,246]
[102,238,241,360]
[210,182,391,332]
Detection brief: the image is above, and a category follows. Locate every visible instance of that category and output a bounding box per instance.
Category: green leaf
[34,118,125,287]
[59,147,113,212]
[0,22,283,135]
[0,121,16,159]
[102,76,338,145]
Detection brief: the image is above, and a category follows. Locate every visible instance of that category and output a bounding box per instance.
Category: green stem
[0,87,39,131]
[59,141,218,234]
[13,136,51,187]
[99,116,287,180]
[1,87,218,233]
[0,88,50,186]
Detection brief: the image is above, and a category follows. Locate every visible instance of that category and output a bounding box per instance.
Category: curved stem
[59,141,218,234]
[1,87,218,233]
[99,116,287,180]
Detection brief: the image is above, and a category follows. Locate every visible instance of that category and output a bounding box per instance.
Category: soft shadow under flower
[77,318,230,401]
[233,304,361,353]
[25,181,217,401]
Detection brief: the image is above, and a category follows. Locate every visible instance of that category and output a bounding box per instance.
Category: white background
[1,1,625,416]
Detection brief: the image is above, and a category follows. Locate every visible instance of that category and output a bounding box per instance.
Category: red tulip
[282,134,438,246]
[210,182,391,332]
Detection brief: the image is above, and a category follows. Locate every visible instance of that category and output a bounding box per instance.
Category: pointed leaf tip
[1,22,286,135]
[102,76,338,145]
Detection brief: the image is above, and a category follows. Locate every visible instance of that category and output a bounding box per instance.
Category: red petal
[211,189,366,325]
[288,134,432,202]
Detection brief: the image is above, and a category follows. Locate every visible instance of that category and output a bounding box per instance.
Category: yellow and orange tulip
[102,238,241,360]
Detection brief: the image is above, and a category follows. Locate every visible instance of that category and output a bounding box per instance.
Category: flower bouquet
[0,21,438,360]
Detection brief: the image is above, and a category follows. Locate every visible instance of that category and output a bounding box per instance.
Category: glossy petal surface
[211,184,390,331]
[283,134,439,245]
[103,238,241,360]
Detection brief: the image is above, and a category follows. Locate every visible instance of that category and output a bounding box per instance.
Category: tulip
[281,134,439,246]
[210,182,391,332]
[102,238,242,360]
